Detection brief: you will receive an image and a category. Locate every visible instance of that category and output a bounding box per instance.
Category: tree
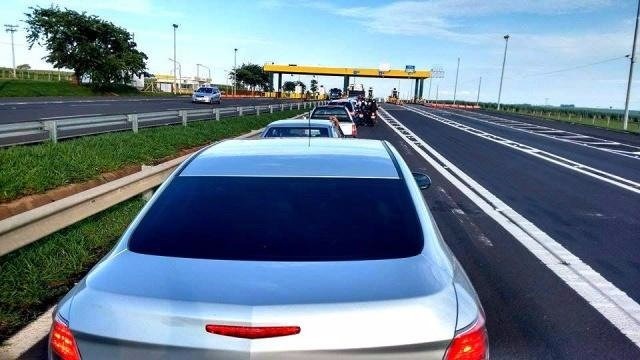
[24,6,148,87]
[228,63,271,91]
[283,81,296,92]
[310,79,318,93]
[16,64,31,70]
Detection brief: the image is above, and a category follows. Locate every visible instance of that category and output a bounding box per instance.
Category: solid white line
[0,307,53,358]
[40,113,103,120]
[379,106,640,347]
[404,106,640,194]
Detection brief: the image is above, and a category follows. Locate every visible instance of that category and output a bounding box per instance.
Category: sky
[1,0,639,109]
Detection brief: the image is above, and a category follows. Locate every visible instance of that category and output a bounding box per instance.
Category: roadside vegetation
[0,109,303,203]
[0,109,304,341]
[0,80,174,97]
[0,198,145,341]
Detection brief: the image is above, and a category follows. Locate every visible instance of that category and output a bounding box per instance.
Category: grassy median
[0,109,303,202]
[0,198,145,342]
[0,108,304,342]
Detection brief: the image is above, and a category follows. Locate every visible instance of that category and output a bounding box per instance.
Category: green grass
[0,80,180,97]
[0,109,304,342]
[498,108,640,134]
[0,109,303,203]
[0,198,145,342]
[0,80,95,97]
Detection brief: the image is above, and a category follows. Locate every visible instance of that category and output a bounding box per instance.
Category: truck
[329,88,343,100]
[347,83,365,98]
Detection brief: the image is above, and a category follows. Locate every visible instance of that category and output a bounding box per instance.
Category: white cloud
[328,0,615,41]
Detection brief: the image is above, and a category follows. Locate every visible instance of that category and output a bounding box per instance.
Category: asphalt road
[0,96,293,124]
[361,104,640,358]
[16,105,640,359]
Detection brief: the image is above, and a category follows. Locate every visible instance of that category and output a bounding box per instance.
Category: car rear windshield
[196,88,213,93]
[128,176,423,261]
[264,127,329,137]
[312,107,351,122]
[329,102,354,111]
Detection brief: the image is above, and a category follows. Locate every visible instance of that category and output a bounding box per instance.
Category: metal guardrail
[0,128,268,256]
[0,101,326,147]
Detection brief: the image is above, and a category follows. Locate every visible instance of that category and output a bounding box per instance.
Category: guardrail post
[180,110,188,126]
[128,114,139,133]
[44,120,58,143]
[269,105,274,114]
[239,107,244,117]
[256,106,260,116]
[290,103,293,110]
[297,103,301,110]
[215,109,220,121]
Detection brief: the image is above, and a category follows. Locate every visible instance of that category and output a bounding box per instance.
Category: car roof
[266,119,334,127]
[181,139,399,178]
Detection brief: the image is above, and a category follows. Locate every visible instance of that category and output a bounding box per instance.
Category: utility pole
[435,84,439,106]
[497,34,510,110]
[623,0,640,130]
[172,24,178,94]
[453,57,460,105]
[427,76,433,102]
[233,48,238,96]
[476,76,482,106]
[4,25,18,78]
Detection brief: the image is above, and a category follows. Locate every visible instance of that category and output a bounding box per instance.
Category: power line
[521,55,628,78]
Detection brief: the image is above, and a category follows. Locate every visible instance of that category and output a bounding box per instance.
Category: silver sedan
[49,139,487,360]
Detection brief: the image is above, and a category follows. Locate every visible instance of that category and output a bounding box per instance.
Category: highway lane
[390,104,640,305]
[0,96,293,124]
[414,107,640,184]
[475,109,640,147]
[14,110,640,359]
[355,116,640,359]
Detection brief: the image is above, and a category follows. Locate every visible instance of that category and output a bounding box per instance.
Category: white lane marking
[70,104,110,107]
[0,306,53,358]
[379,106,640,346]
[403,105,640,194]
[40,113,103,120]
[445,108,640,159]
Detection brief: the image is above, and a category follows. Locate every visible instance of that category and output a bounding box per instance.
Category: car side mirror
[412,172,431,190]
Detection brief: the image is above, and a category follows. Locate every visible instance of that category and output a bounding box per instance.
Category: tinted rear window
[196,88,213,93]
[264,127,329,137]
[128,176,423,261]
[329,102,354,112]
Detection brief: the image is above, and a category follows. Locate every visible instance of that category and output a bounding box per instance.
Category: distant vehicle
[261,119,344,138]
[192,86,221,104]
[310,105,357,137]
[329,88,343,99]
[48,139,487,359]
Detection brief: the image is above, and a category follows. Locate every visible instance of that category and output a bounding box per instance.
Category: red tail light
[206,324,301,339]
[50,316,81,360]
[352,124,357,136]
[444,314,488,360]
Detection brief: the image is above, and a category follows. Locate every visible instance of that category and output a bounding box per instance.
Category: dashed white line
[379,106,640,347]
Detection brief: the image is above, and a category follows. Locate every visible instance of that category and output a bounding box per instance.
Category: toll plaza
[263,64,432,100]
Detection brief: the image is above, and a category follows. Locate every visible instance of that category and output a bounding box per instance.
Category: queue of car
[48,97,488,360]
